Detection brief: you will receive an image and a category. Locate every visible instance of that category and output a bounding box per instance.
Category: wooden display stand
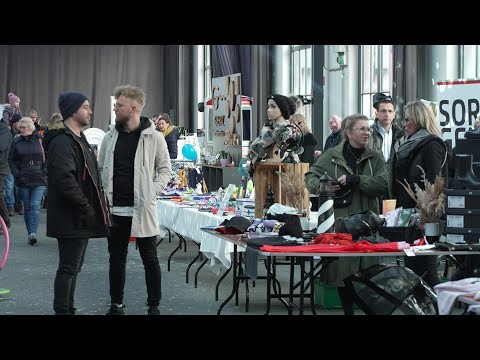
[254,162,310,218]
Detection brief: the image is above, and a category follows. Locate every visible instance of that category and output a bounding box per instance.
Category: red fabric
[314,232,353,245]
[215,227,240,235]
[260,240,403,253]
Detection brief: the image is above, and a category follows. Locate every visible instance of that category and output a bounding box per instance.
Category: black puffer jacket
[163,126,180,159]
[392,135,448,209]
[46,125,110,239]
[8,132,46,187]
[298,133,317,165]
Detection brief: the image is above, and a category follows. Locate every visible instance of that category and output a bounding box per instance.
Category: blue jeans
[18,185,46,235]
[3,174,14,208]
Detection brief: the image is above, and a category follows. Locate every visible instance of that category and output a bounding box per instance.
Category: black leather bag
[336,210,385,240]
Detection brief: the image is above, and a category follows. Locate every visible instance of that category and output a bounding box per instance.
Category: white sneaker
[28,233,37,246]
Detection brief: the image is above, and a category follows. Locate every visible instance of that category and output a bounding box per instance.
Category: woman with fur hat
[2,92,22,125]
[247,94,297,169]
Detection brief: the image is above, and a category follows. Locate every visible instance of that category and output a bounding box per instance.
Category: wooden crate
[254,162,310,218]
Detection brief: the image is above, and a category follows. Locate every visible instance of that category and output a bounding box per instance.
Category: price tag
[446,234,464,243]
[404,248,415,256]
[448,196,465,208]
[447,215,464,228]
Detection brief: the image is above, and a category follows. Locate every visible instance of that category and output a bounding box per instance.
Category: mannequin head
[267,94,296,124]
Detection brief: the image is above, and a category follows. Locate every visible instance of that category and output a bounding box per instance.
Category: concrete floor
[0,208,467,316]
[0,208,345,315]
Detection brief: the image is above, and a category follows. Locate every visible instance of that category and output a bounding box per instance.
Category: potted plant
[219,150,232,167]
[397,166,446,239]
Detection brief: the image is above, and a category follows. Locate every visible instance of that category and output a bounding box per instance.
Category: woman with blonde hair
[392,100,448,287]
[8,117,47,245]
[289,113,317,165]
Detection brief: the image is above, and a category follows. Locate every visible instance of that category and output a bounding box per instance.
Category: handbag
[336,210,385,240]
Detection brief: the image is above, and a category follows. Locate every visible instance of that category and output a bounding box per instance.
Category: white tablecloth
[157,199,319,272]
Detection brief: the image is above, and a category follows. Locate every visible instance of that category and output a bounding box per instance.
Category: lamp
[316,173,335,234]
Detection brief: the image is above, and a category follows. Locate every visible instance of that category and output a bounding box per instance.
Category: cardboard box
[446,209,480,228]
[446,189,480,209]
[444,227,480,243]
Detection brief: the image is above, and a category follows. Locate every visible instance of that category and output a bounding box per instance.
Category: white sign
[436,79,480,148]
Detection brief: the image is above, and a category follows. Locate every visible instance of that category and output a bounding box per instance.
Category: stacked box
[445,190,480,244]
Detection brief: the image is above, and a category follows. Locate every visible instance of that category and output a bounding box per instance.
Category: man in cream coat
[98,84,171,315]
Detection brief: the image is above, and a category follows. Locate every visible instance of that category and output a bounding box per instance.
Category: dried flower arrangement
[397,165,445,224]
[276,170,309,215]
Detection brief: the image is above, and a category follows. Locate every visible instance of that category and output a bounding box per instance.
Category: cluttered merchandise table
[156,198,319,272]
[200,229,480,315]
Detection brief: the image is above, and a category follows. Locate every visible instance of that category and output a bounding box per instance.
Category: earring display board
[212,73,242,164]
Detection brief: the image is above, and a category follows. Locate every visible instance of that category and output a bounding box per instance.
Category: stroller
[344,264,438,315]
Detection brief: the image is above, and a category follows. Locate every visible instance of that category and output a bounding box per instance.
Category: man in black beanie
[47,92,110,315]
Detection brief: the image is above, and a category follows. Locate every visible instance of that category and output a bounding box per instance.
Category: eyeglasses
[378,109,395,114]
[18,126,28,129]
[113,102,131,109]
[352,127,372,134]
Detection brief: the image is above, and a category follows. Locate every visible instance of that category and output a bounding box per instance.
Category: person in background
[99,85,171,315]
[314,114,342,158]
[289,113,317,165]
[47,92,110,315]
[43,113,64,159]
[4,114,23,217]
[27,109,44,135]
[368,93,404,206]
[0,116,12,233]
[151,114,160,128]
[41,113,64,209]
[392,100,448,288]
[305,114,388,315]
[157,113,180,159]
[8,117,46,245]
[2,92,22,125]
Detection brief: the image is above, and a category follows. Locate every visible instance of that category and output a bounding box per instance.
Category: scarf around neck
[396,128,430,160]
[161,125,174,138]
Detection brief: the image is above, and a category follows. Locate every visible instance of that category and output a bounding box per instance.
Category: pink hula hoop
[0,216,9,270]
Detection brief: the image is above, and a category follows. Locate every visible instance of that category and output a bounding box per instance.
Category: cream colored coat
[98,122,171,237]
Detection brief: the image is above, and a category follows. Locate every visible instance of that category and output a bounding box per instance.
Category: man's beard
[115,115,129,126]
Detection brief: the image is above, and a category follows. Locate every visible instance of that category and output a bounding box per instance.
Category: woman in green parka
[305,114,388,315]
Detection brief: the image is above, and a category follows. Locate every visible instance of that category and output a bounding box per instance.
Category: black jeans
[53,237,89,315]
[404,256,441,288]
[107,215,162,307]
